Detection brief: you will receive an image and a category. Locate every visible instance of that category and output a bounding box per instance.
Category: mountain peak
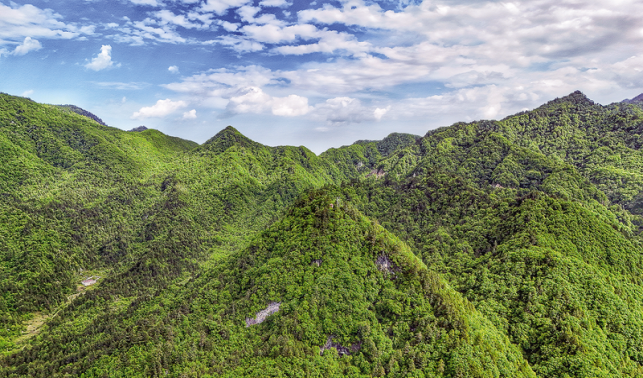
[556,90,594,106]
[199,125,263,154]
[534,90,595,112]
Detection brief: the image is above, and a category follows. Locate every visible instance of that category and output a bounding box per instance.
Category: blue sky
[1,0,642,153]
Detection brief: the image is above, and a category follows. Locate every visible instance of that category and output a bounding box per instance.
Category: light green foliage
[2,91,643,377]
[5,192,534,377]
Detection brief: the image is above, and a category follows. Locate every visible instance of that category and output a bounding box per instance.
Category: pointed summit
[543,90,595,108]
[199,125,263,154]
[184,190,535,376]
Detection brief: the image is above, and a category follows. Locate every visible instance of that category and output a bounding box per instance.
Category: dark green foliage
[353,132,420,157]
[3,191,534,377]
[0,93,343,357]
[334,176,643,376]
[2,90,643,377]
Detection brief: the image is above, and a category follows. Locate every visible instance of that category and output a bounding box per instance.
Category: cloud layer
[3,0,643,150]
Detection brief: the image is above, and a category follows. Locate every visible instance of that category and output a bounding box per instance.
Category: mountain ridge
[2,90,643,377]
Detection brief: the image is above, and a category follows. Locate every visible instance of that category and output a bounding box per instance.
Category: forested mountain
[1,91,643,377]
[54,105,108,127]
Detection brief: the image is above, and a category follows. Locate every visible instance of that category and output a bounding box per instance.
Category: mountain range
[1,90,643,377]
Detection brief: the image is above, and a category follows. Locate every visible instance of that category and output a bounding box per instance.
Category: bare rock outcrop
[320,336,361,356]
[376,254,399,276]
[366,168,386,178]
[245,302,281,327]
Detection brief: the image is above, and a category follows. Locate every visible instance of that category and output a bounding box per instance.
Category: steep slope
[320,132,420,180]
[175,125,345,250]
[623,93,643,105]
[0,93,200,351]
[498,91,643,213]
[321,93,643,376]
[0,97,346,354]
[336,172,643,376]
[3,90,643,378]
[54,105,108,126]
[2,191,535,377]
[342,91,643,220]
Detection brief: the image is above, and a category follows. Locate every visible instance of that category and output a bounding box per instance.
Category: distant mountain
[320,132,420,179]
[623,93,643,104]
[354,132,421,156]
[55,104,107,126]
[3,90,643,377]
[128,125,148,132]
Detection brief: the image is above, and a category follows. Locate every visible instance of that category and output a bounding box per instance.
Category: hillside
[3,191,536,377]
[2,91,643,377]
[54,105,108,127]
[0,94,344,355]
[0,93,197,322]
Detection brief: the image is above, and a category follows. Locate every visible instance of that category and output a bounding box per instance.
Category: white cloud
[165,70,310,118]
[373,106,390,121]
[12,37,42,56]
[240,23,315,44]
[143,0,643,134]
[85,45,120,71]
[272,29,371,56]
[132,99,188,119]
[169,65,179,73]
[93,81,149,90]
[225,87,311,117]
[212,35,263,53]
[271,95,311,116]
[131,20,187,43]
[312,97,380,125]
[153,10,213,30]
[236,6,282,25]
[0,3,92,45]
[200,0,251,15]
[226,86,272,115]
[218,21,239,32]
[183,109,197,119]
[232,22,369,57]
[108,17,189,45]
[260,0,290,7]
[21,89,34,97]
[129,0,160,6]
[612,55,643,88]
[164,65,275,96]
[164,66,310,118]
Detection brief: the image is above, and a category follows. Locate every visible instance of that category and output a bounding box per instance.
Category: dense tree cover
[321,132,420,180]
[54,105,107,127]
[0,95,348,355]
[0,94,201,351]
[333,175,643,376]
[2,91,643,377]
[2,191,535,377]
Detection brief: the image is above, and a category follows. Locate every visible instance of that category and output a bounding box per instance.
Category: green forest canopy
[1,91,643,377]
